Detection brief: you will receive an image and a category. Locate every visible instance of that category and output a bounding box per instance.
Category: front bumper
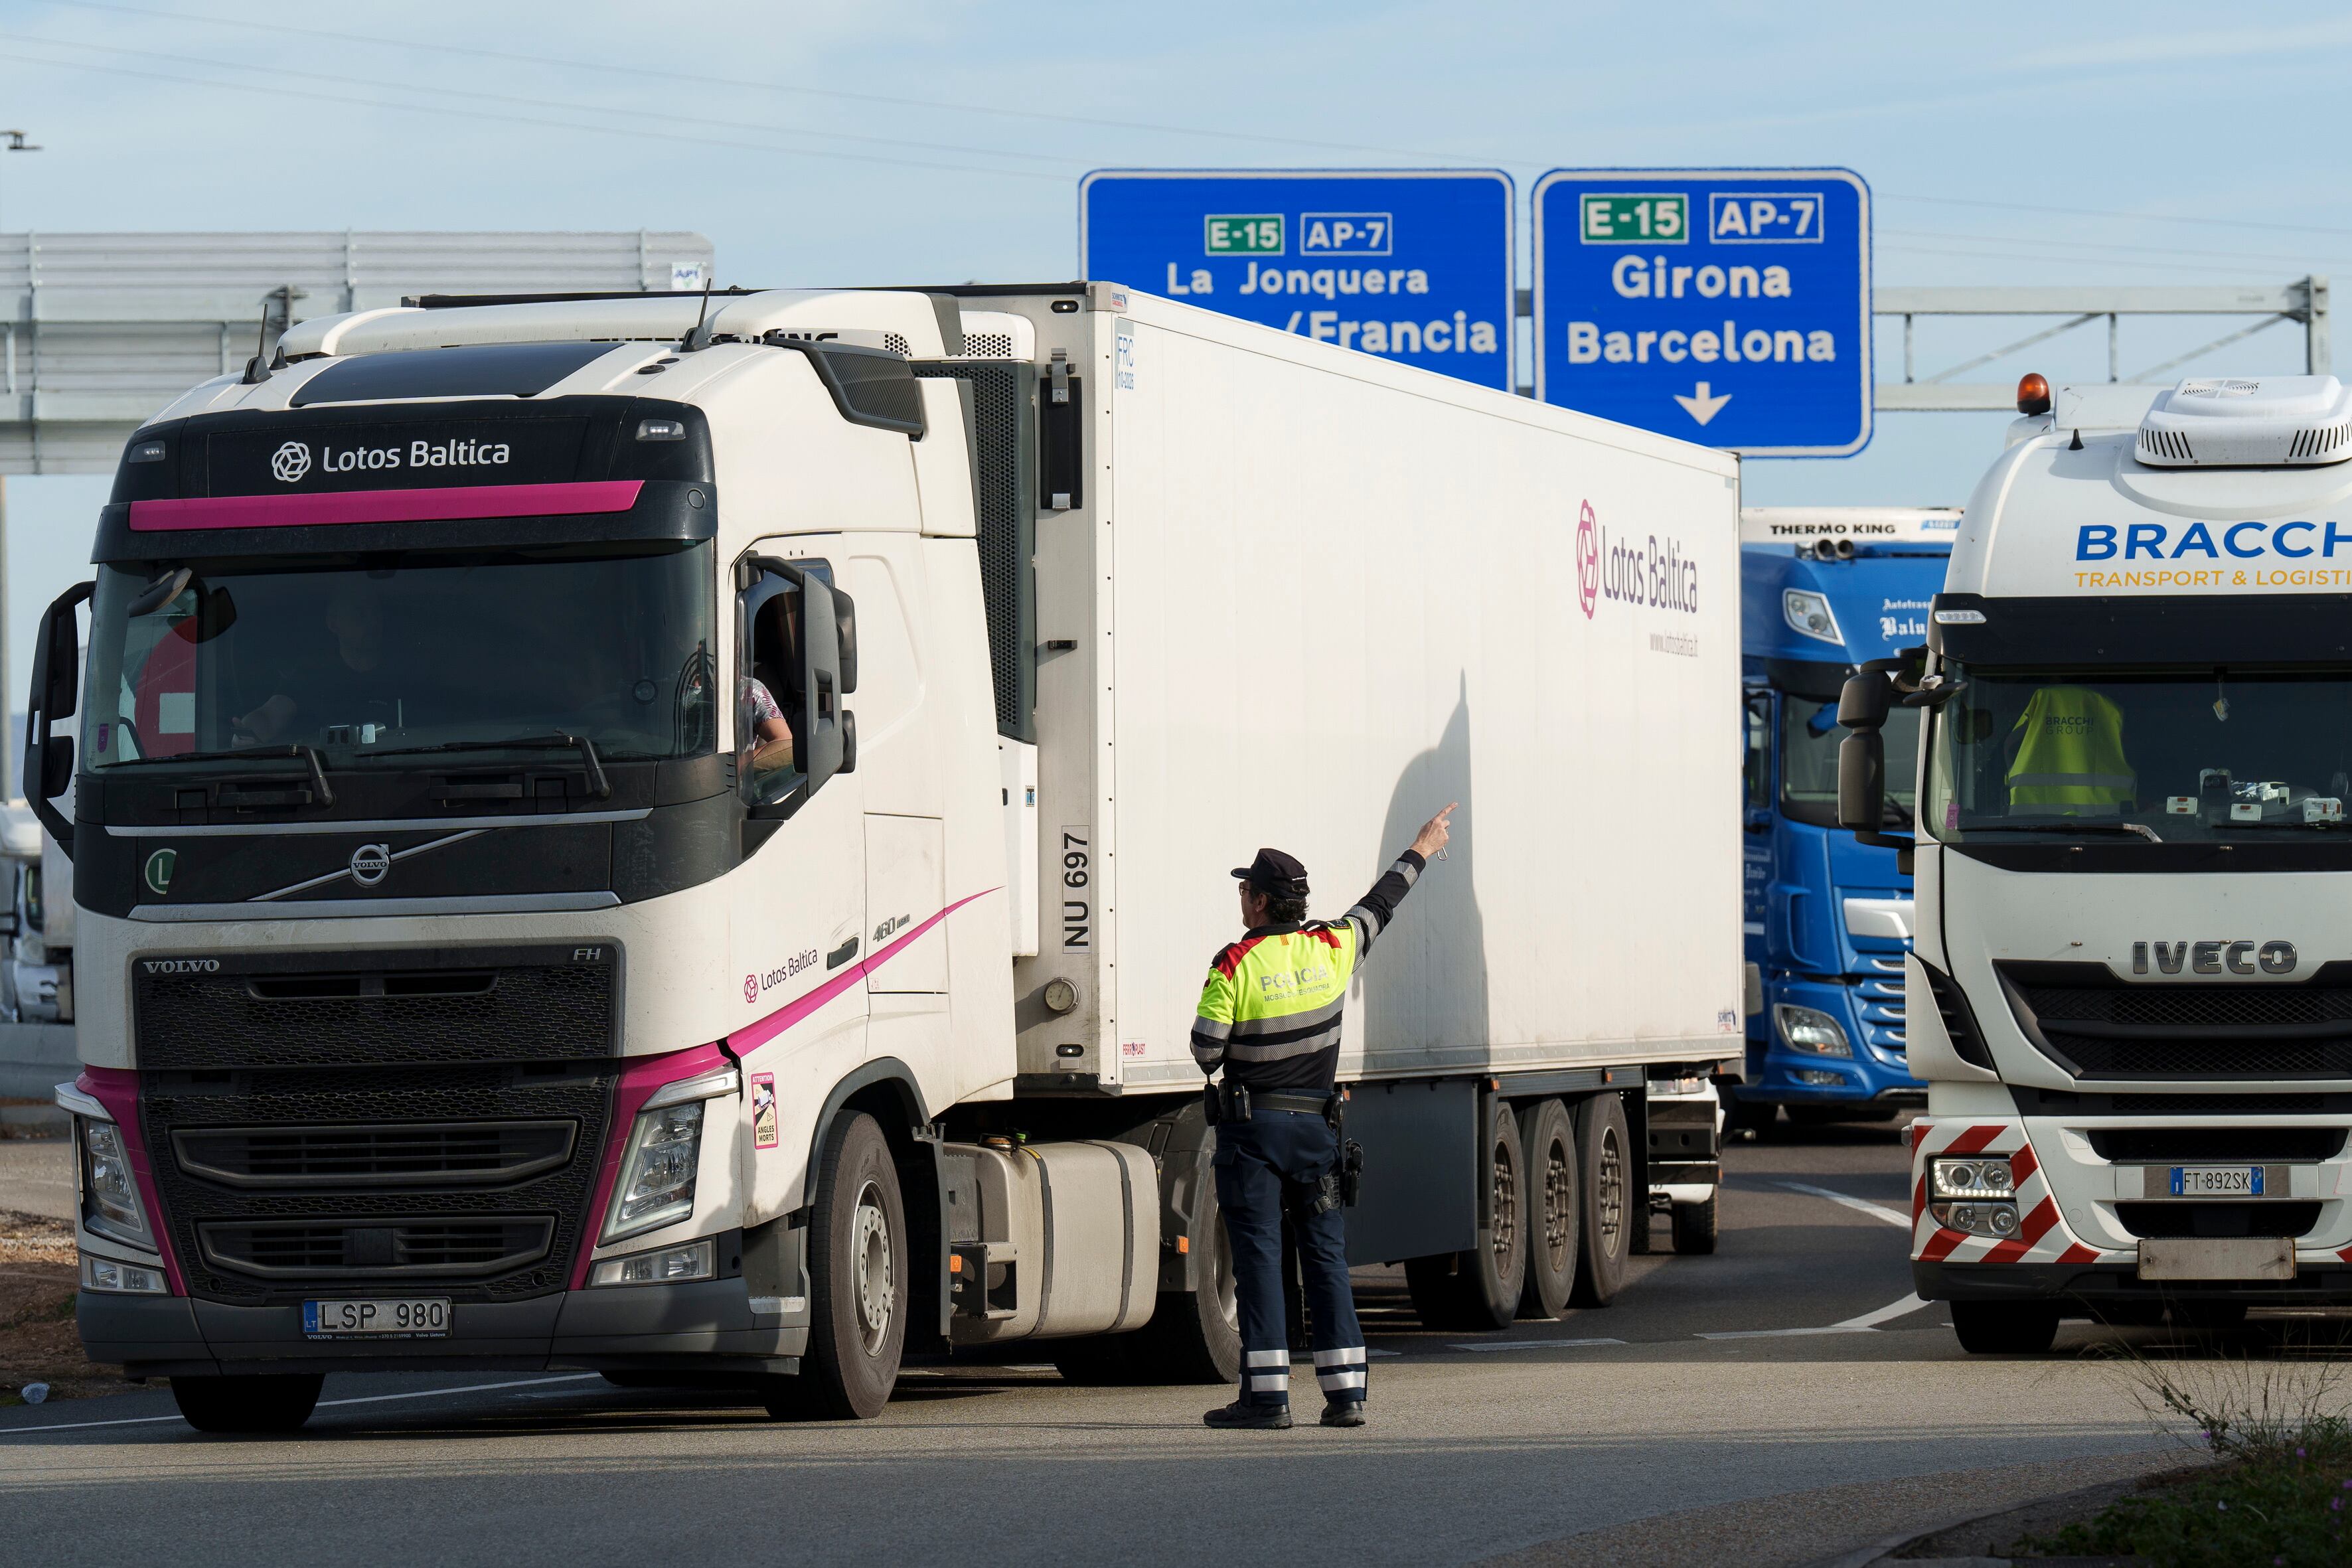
[81,1273,808,1377]
[1917,1257,2352,1310]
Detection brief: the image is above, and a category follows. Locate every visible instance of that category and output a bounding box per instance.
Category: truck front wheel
[765,1111,905,1420]
[171,1372,323,1434]
[1950,1299,2059,1355]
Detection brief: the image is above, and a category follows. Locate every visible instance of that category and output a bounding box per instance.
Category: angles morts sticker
[751,1073,778,1150]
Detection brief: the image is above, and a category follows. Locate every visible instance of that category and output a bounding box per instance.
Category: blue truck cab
[1734,509,1957,1129]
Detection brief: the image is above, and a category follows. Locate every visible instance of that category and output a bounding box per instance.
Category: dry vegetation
[0,1207,135,1403]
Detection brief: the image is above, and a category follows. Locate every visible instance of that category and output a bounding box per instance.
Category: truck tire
[1949,1299,2059,1355]
[764,1111,905,1420]
[1670,1191,1719,1255]
[1517,1098,1579,1320]
[1405,1101,1528,1331]
[1088,1145,1240,1385]
[170,1372,323,1434]
[1569,1094,1630,1307]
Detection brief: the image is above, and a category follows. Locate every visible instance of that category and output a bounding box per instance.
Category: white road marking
[1448,1338,1624,1352]
[0,1373,601,1437]
[1698,1293,1933,1341]
[1779,1180,1913,1228]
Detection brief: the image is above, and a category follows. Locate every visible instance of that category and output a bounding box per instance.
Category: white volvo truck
[42,283,1743,1430]
[1839,374,2352,1352]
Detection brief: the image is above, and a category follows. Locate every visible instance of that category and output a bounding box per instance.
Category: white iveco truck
[45,283,1743,1430]
[1840,374,2352,1352]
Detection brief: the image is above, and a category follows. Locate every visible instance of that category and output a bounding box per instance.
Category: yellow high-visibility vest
[2008,686,2134,811]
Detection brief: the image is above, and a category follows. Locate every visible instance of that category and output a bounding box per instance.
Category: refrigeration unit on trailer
[42,281,1744,1431]
[1735,508,1955,1131]
[1837,374,2352,1353]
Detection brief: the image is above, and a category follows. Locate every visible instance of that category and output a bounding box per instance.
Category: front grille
[2114,1202,2321,1241]
[1999,961,2352,1079]
[172,1121,576,1188]
[137,946,618,1069]
[198,1216,554,1278]
[2088,1127,2348,1163]
[1855,974,1907,1053]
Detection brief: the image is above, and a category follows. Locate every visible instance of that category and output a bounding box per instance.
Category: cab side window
[1743,692,1771,813]
[736,555,856,812]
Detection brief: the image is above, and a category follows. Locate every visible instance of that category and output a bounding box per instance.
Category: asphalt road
[0,1133,71,1220]
[0,1122,2227,1567]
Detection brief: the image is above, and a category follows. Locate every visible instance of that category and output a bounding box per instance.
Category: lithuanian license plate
[303,1297,451,1338]
[2169,1165,2262,1198]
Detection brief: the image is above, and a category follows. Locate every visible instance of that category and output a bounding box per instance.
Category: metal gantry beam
[1874,277,2329,412]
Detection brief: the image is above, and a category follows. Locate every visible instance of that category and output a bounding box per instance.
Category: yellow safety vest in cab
[2007,685,2134,813]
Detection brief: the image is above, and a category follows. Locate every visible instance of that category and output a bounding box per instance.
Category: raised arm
[1341,803,1456,960]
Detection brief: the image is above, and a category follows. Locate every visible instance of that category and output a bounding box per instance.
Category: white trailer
[40,282,1743,1430]
[1839,374,2352,1352]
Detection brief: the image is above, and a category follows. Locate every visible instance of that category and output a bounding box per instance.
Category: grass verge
[0,1207,135,1403]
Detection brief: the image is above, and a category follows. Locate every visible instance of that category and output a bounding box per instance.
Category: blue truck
[1731,509,1957,1133]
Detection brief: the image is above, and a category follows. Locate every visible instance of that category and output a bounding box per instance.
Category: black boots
[1320,1399,1366,1428]
[1202,1399,1293,1430]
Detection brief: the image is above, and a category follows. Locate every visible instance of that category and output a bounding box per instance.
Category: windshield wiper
[360,734,612,799]
[108,744,334,807]
[1987,820,2163,842]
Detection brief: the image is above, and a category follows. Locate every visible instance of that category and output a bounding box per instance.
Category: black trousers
[1214,1109,1367,1407]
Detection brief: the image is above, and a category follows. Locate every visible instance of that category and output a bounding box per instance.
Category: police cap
[1230,847,1308,897]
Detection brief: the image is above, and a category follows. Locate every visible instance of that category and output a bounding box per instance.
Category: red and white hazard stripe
[1909,1117,2119,1268]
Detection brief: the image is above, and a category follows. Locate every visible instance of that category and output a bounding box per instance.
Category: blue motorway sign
[1532,169,1871,456]
[1080,169,1515,390]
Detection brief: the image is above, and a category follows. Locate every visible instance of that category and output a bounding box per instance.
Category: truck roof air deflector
[291,342,619,407]
[772,338,927,437]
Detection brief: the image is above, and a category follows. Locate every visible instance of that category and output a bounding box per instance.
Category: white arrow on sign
[1674,382,1733,426]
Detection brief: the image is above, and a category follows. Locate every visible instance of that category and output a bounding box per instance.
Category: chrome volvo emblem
[349,842,392,887]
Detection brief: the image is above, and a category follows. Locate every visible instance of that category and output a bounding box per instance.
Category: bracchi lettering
[315,439,514,475]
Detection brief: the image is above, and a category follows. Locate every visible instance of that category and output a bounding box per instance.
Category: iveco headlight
[1783,588,1841,645]
[78,1115,153,1249]
[1931,1156,2015,1200]
[1774,1004,1852,1058]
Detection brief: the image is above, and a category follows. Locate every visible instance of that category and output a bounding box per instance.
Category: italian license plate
[2169,1165,2263,1198]
[303,1297,451,1338]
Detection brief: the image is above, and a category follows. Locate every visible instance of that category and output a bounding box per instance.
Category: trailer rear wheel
[763,1111,905,1420]
[1950,1299,2059,1355]
[1516,1099,1579,1319]
[1569,1095,1630,1307]
[170,1372,323,1434]
[1405,1101,1528,1330]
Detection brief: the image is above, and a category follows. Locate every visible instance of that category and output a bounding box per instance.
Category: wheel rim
[1595,1127,1624,1257]
[1211,1219,1239,1330]
[850,1179,894,1356]
[1491,1134,1518,1270]
[1541,1134,1573,1271]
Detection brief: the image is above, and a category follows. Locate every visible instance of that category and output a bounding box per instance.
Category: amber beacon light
[2015,372,2052,416]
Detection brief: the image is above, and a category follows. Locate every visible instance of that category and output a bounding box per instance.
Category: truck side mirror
[1836,729,1885,834]
[1837,668,1893,732]
[25,580,92,856]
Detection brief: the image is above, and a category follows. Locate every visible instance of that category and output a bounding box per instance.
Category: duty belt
[1249,1091,1337,1116]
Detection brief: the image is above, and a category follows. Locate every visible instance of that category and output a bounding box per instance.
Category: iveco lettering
[1838,372,2352,1352]
[35,287,1743,1436]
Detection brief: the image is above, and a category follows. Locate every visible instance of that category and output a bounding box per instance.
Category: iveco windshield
[1924,665,2352,843]
[83,543,716,770]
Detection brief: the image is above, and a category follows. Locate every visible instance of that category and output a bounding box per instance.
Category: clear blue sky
[5,0,2349,696]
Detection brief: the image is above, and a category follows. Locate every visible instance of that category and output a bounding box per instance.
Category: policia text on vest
[1192,805,1457,1431]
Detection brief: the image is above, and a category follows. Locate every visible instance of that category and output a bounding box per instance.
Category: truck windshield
[1923,664,2352,842]
[82,542,716,771]
[1783,692,1917,829]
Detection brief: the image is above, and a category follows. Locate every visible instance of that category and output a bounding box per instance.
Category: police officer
[1193,804,1456,1431]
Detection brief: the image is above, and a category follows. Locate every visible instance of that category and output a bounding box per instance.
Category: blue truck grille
[1857,960,1907,1052]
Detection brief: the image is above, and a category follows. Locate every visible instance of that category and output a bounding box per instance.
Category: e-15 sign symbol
[1581,193,1686,244]
[1204,214,1283,256]
[1707,192,1824,242]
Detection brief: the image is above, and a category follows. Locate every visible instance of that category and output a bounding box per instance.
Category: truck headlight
[78,1116,154,1249]
[588,1236,716,1287]
[1931,1156,2015,1199]
[1783,589,1841,644]
[1774,1004,1852,1058]
[1930,1200,2019,1237]
[602,1101,706,1243]
[81,1252,167,1294]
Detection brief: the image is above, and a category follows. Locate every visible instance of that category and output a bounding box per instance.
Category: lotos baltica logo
[1575,500,1600,619]
[270,441,313,483]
